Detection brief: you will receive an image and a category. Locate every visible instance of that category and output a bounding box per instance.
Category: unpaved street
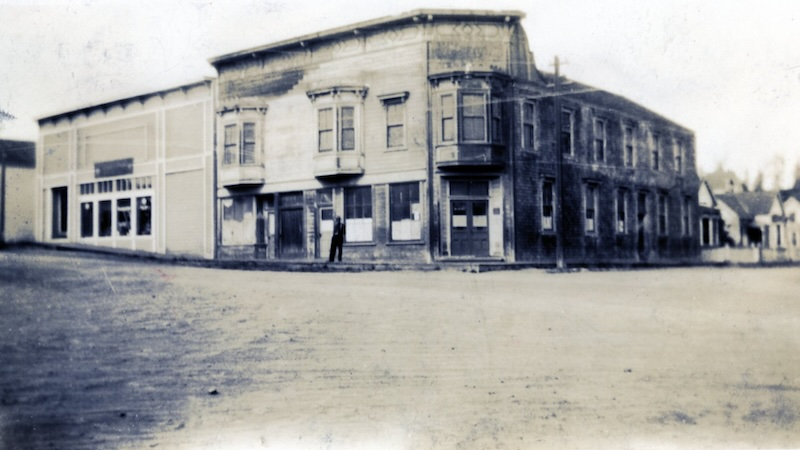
[1,248,799,450]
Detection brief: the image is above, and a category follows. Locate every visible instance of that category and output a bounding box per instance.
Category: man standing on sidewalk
[329,216,345,262]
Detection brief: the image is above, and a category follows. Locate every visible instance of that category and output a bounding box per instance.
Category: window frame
[522,101,536,151]
[616,188,629,234]
[658,193,668,236]
[623,125,635,167]
[675,139,684,175]
[682,196,692,237]
[593,118,606,162]
[541,177,555,232]
[344,186,373,243]
[219,108,264,167]
[389,182,422,242]
[378,92,409,151]
[437,90,503,145]
[584,182,599,234]
[315,104,361,154]
[560,108,575,157]
[51,186,68,239]
[652,133,661,171]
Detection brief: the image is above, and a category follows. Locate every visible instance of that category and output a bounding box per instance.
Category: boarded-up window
[221,196,256,246]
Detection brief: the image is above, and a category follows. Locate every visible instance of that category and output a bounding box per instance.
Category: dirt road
[1,248,799,450]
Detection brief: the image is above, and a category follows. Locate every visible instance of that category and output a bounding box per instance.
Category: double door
[451,199,489,256]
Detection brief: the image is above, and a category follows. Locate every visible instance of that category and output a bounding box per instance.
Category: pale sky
[2,0,799,189]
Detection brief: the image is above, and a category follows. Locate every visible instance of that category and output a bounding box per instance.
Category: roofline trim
[208,9,526,66]
[37,78,214,124]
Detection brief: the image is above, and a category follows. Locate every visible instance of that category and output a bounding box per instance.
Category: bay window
[437,91,503,144]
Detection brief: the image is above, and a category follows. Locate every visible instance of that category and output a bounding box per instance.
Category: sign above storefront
[95,158,134,178]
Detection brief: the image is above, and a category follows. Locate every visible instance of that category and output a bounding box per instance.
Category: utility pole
[553,56,566,270]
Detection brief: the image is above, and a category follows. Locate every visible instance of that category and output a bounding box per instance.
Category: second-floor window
[652,134,661,171]
[438,91,502,144]
[593,119,606,162]
[523,101,536,150]
[462,93,486,141]
[223,121,259,166]
[624,125,635,167]
[379,92,409,150]
[675,140,684,174]
[318,106,355,152]
[561,109,574,156]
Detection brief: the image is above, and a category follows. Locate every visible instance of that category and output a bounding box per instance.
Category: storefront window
[137,197,152,236]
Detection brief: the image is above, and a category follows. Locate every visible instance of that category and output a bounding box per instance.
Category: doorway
[279,192,304,258]
[451,199,489,256]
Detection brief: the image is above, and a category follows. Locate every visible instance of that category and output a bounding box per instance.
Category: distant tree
[794,160,800,190]
[752,171,764,192]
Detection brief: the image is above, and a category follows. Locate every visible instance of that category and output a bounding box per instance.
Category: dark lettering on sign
[95,158,134,178]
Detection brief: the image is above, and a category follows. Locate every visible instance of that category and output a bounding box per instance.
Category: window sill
[344,241,376,247]
[387,240,425,246]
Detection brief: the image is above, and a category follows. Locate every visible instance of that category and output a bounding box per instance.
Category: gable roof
[715,191,778,219]
[703,168,746,194]
[779,188,800,202]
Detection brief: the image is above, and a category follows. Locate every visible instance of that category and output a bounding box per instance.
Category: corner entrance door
[318,207,334,259]
[451,200,489,256]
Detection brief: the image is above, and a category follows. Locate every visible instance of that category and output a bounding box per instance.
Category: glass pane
[387,103,403,125]
[224,124,238,145]
[462,94,484,116]
[340,107,354,128]
[388,125,404,148]
[318,108,332,129]
[442,118,454,142]
[450,181,469,197]
[117,198,131,236]
[341,128,355,150]
[319,130,333,152]
[242,143,256,164]
[99,200,112,237]
[463,117,485,141]
[81,202,93,237]
[243,123,256,142]
[452,202,467,228]
[137,197,151,236]
[472,202,487,228]
[441,94,454,118]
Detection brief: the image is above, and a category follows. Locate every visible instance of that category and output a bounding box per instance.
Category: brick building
[34,9,699,264]
[210,9,699,264]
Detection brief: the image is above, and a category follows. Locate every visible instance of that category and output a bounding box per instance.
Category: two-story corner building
[209,9,700,264]
[36,81,215,259]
